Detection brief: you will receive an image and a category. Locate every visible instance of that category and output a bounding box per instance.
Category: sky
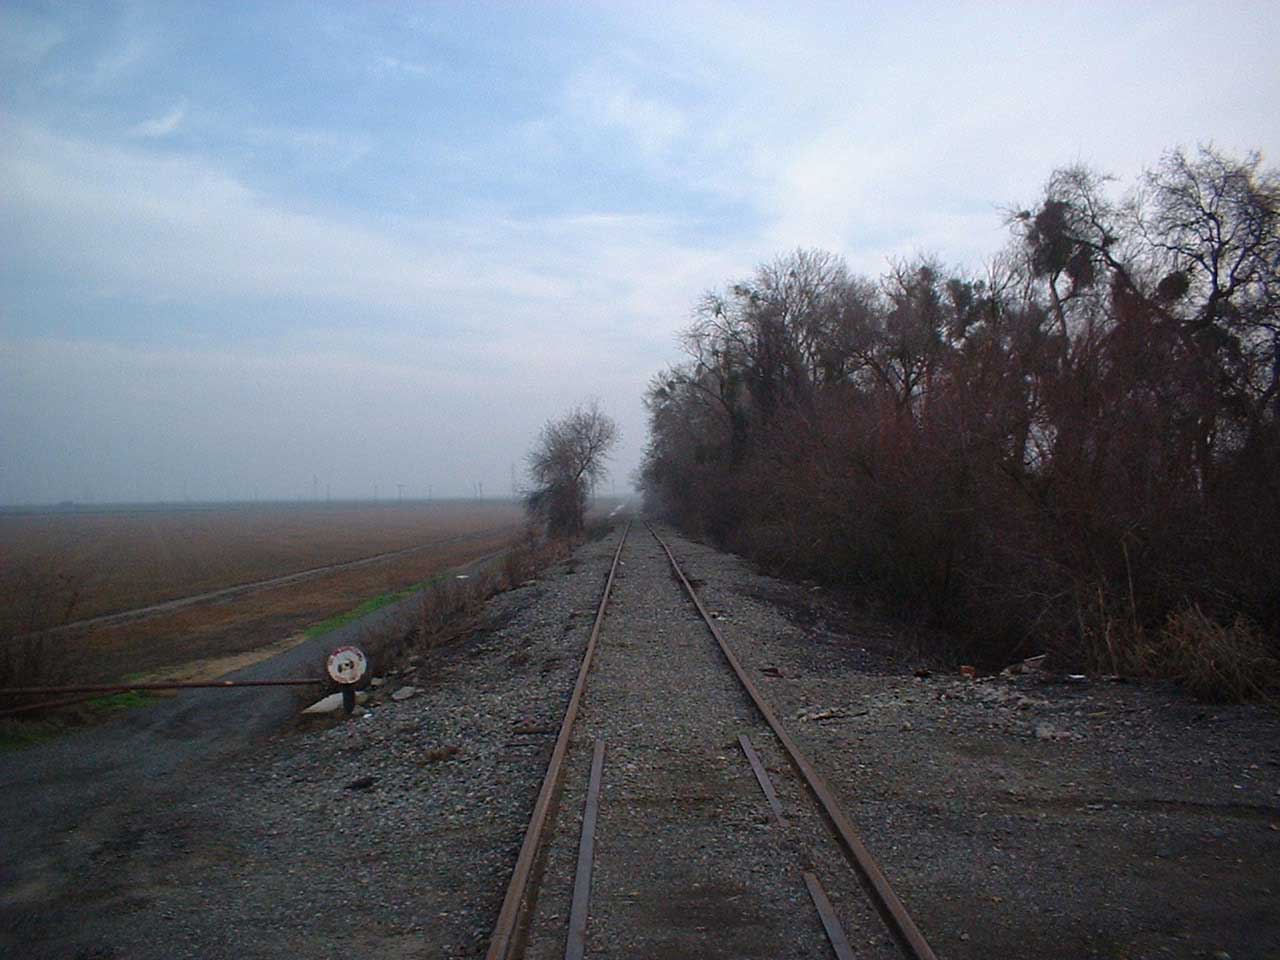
[2,1,1278,505]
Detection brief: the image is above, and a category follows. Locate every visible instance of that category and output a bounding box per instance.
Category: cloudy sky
[2,1,1277,505]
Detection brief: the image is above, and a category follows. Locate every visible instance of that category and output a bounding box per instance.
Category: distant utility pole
[511,462,518,502]
[312,474,318,501]
[374,483,379,501]
[427,484,433,502]
[396,483,405,503]
[325,483,331,502]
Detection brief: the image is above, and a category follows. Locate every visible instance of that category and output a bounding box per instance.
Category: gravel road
[2,521,1277,959]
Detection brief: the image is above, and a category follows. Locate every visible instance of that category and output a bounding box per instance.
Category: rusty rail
[647,522,940,960]
[484,521,630,960]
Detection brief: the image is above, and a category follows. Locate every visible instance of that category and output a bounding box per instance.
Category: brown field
[0,501,526,685]
[0,500,524,620]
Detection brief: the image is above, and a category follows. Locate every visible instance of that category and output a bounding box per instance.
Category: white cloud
[377,55,435,78]
[128,100,187,138]
[1,121,744,336]
[0,120,751,501]
[89,35,148,90]
[563,66,689,158]
[585,0,1280,273]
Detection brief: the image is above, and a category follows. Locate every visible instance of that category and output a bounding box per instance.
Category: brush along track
[485,522,939,959]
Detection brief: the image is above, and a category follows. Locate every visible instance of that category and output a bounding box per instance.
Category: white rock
[301,690,369,714]
[392,686,419,702]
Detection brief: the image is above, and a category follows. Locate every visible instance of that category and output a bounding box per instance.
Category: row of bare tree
[640,146,1278,691]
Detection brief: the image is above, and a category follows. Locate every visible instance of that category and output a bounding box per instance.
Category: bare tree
[525,401,618,537]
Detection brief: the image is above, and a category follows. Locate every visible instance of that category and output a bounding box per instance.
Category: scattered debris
[391,686,419,702]
[512,723,558,735]
[1034,721,1076,742]
[797,706,846,722]
[345,775,376,790]
[959,665,977,680]
[420,745,460,764]
[759,665,785,679]
[913,667,932,679]
[795,706,868,723]
[1001,654,1048,678]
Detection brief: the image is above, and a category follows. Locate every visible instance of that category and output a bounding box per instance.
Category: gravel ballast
[3,520,1277,959]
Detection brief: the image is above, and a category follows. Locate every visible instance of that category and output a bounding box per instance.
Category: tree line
[640,146,1278,698]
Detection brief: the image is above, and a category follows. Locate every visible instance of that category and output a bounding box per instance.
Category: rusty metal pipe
[0,693,110,717]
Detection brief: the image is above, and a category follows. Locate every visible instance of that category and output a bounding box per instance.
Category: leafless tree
[640,145,1279,693]
[525,401,618,537]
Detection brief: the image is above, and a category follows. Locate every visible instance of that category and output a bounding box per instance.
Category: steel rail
[647,522,940,960]
[803,871,858,960]
[738,733,788,829]
[484,521,631,960]
[565,739,606,960]
[741,733,856,958]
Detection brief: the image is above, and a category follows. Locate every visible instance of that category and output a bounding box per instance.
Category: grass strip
[302,568,466,639]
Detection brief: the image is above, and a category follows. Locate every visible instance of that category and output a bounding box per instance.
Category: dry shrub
[416,528,570,651]
[500,525,545,587]
[1136,605,1277,703]
[419,577,480,641]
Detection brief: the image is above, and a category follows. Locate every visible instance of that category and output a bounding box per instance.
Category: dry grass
[1135,605,1278,703]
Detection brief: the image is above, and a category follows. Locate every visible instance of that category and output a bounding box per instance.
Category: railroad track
[485,520,939,959]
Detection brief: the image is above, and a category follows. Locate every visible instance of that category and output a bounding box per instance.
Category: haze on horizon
[3,1,1278,507]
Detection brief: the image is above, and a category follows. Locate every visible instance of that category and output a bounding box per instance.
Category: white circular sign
[327,646,368,685]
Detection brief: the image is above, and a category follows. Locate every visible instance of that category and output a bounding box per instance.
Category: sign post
[326,646,368,715]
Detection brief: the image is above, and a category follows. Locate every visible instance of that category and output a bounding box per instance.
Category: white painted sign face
[327,646,368,685]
